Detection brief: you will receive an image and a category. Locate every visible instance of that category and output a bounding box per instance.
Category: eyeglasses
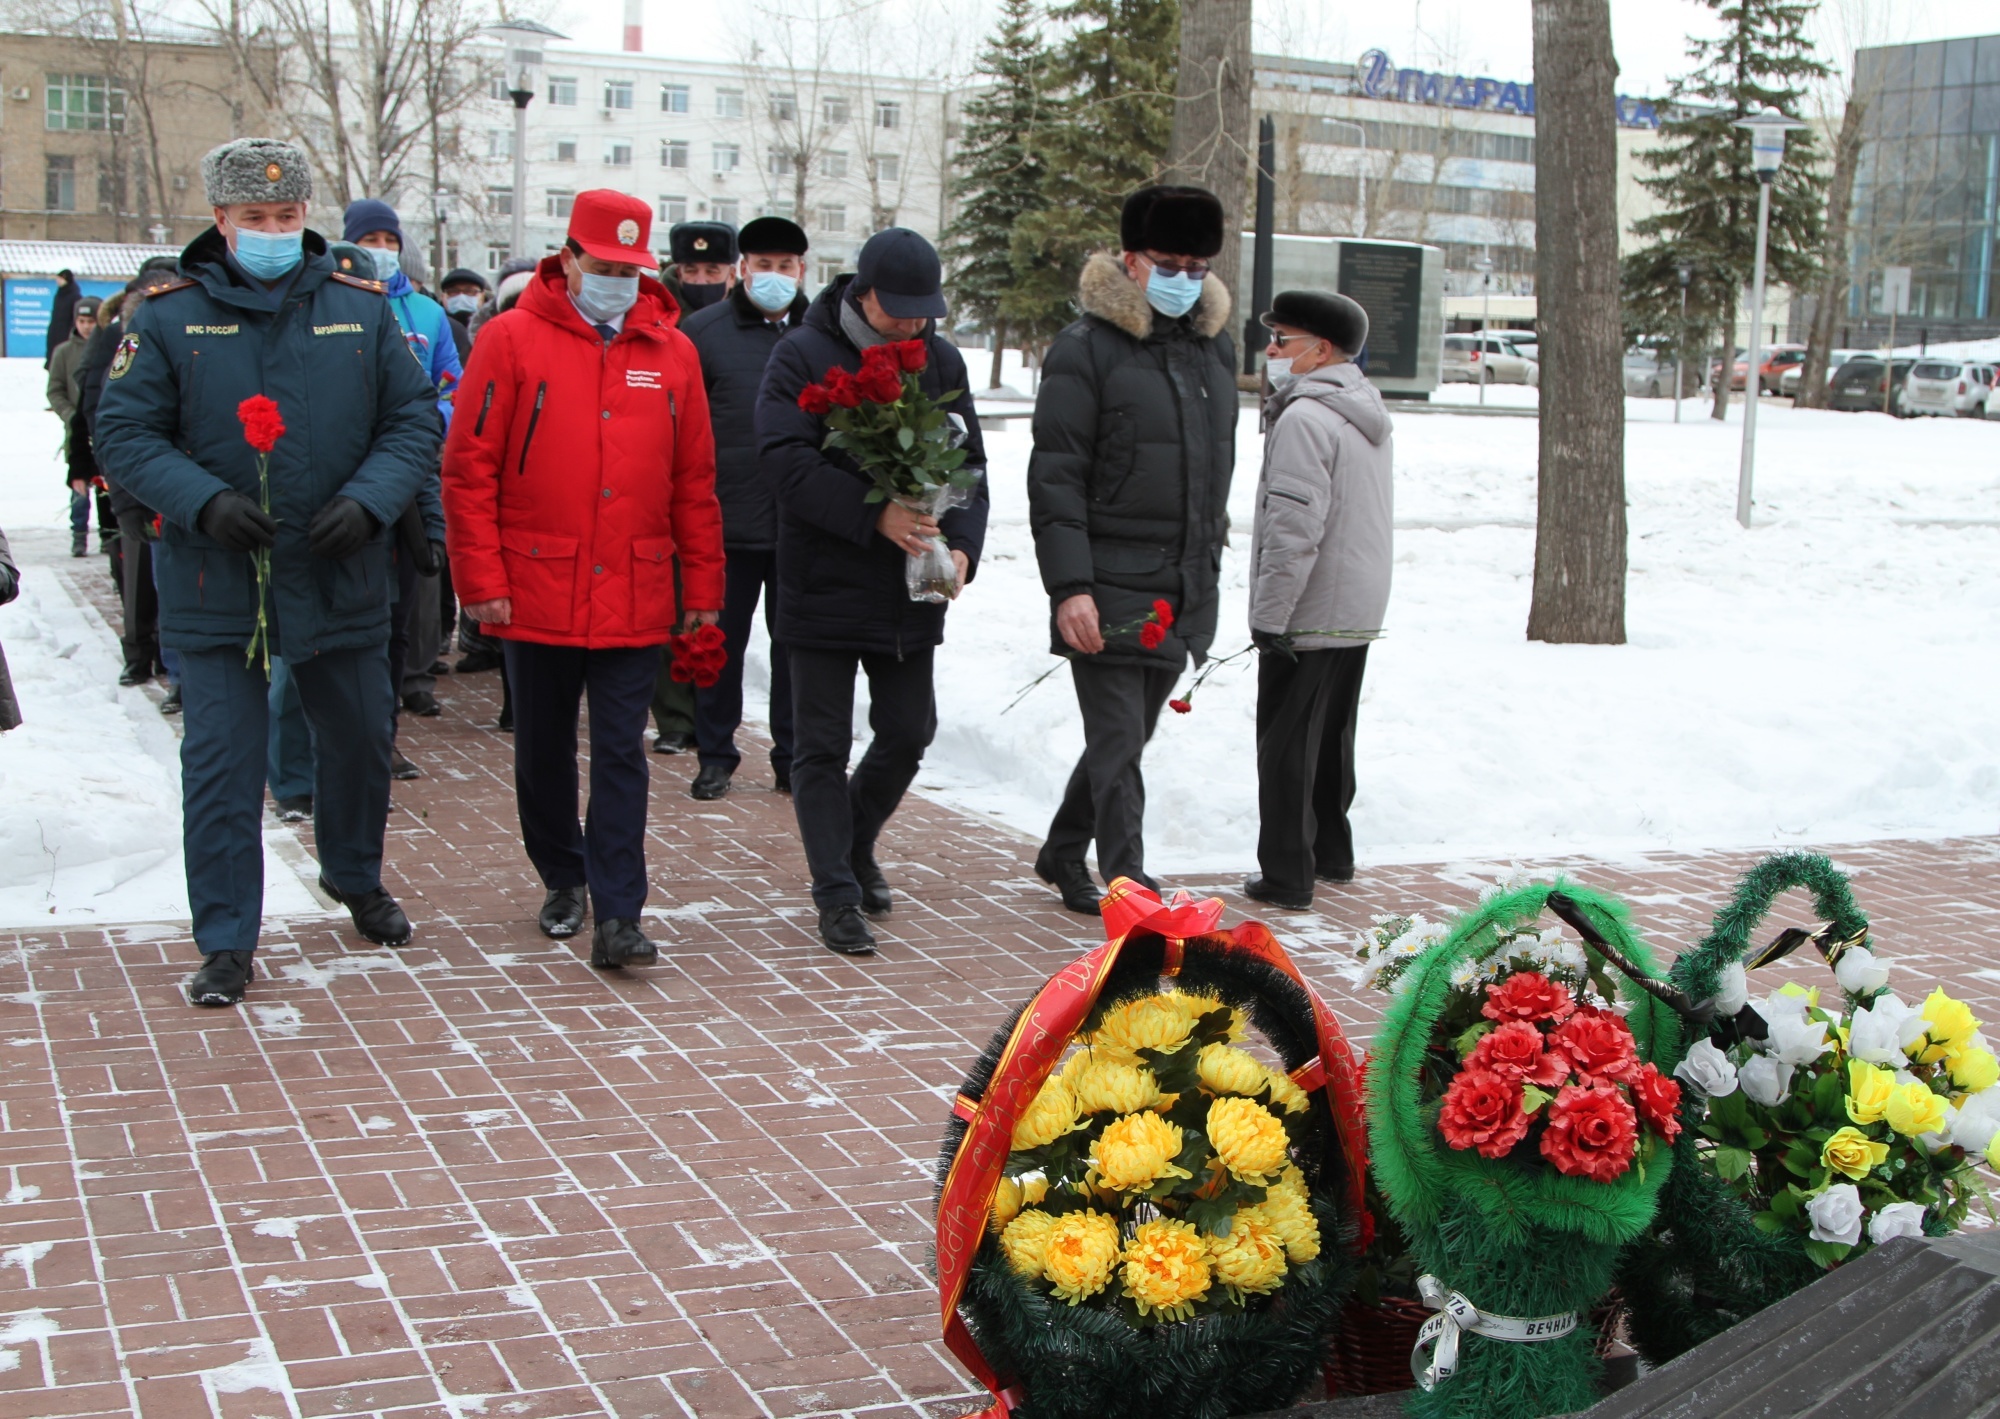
[1143,252,1210,278]
[1265,332,1317,350]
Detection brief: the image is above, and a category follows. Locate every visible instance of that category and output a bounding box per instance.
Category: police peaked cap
[1264,289,1370,356]
[669,221,737,265]
[736,216,809,256]
[1120,184,1225,258]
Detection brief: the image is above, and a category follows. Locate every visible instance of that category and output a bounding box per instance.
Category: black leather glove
[197,489,278,552]
[307,497,378,560]
[1251,629,1297,662]
[425,540,447,578]
[0,564,17,606]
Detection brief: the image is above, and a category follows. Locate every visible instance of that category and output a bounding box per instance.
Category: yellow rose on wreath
[1121,1217,1213,1321]
[1012,1075,1083,1150]
[1069,1056,1163,1116]
[1948,1046,1999,1095]
[1197,1043,1270,1097]
[1091,1111,1191,1192]
[1208,1207,1290,1300]
[1913,988,1978,1065]
[1884,1081,1949,1137]
[1846,1059,1895,1125]
[999,1208,1059,1277]
[1172,989,1248,1042]
[1264,1067,1310,1116]
[1252,1183,1322,1263]
[1820,1126,1892,1181]
[989,1173,1050,1233]
[1041,1210,1122,1304]
[1208,1096,1291,1184]
[1092,994,1194,1060]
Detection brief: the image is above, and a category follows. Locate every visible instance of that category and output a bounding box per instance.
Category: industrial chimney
[623,0,642,52]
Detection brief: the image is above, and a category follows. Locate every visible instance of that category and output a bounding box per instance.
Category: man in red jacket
[443,190,724,969]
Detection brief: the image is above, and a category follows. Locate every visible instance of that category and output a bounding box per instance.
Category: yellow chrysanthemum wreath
[986,988,1321,1323]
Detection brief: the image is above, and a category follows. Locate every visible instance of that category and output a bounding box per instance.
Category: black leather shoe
[853,854,892,918]
[1315,866,1355,884]
[1243,876,1314,911]
[689,763,732,800]
[538,885,587,939]
[319,876,413,946]
[818,904,877,955]
[274,795,313,823]
[772,764,791,794]
[391,752,422,780]
[403,690,440,717]
[187,951,254,1006]
[652,731,695,754]
[159,685,182,716]
[590,917,659,969]
[118,664,151,687]
[427,660,451,676]
[496,702,513,732]
[454,649,503,674]
[1034,850,1102,916]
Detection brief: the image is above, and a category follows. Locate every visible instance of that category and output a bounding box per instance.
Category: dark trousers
[386,552,418,738]
[266,656,314,802]
[1043,660,1180,885]
[651,665,695,738]
[694,547,793,774]
[179,642,394,955]
[789,647,936,909]
[112,511,158,676]
[70,488,89,539]
[1256,645,1368,892]
[504,639,661,921]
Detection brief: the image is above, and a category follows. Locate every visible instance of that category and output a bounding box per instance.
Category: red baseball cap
[566,189,657,268]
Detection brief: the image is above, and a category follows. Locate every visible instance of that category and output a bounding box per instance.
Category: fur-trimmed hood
[1076,251,1232,341]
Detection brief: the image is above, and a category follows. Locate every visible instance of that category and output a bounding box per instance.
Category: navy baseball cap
[854,227,947,320]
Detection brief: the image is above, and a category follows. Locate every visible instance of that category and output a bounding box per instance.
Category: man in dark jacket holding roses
[757,227,988,955]
[1027,186,1238,915]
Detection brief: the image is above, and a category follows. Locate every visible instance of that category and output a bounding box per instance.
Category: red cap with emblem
[566,189,657,268]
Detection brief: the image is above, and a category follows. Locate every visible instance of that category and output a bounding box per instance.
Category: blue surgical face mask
[444,293,480,316]
[1145,264,1205,318]
[747,271,798,313]
[575,271,639,324]
[231,224,304,281]
[369,246,402,281]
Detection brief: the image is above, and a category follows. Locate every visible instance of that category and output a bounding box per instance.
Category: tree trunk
[1796,94,1866,409]
[1163,0,1253,306]
[1710,285,1738,421]
[989,320,1006,390]
[1527,0,1626,646]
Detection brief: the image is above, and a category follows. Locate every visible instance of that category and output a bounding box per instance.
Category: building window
[823,95,849,124]
[605,141,632,167]
[661,83,689,113]
[820,150,848,179]
[46,74,124,132]
[818,204,846,233]
[487,129,514,159]
[554,138,578,163]
[770,92,797,123]
[603,79,633,111]
[716,87,744,118]
[712,199,740,225]
[486,245,510,271]
[661,140,688,169]
[768,147,795,176]
[871,206,897,232]
[816,258,843,286]
[546,189,574,219]
[487,186,514,217]
[488,74,509,102]
[871,153,900,183]
[763,199,797,222]
[45,154,76,211]
[875,100,901,130]
[547,75,578,106]
[713,143,740,172]
[659,195,688,225]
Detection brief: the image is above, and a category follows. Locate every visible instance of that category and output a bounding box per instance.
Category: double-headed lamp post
[487,19,566,262]
[1733,106,1808,528]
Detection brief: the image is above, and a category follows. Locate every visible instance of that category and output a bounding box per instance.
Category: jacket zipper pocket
[516,381,547,476]
[473,380,496,436]
[1268,488,1310,506]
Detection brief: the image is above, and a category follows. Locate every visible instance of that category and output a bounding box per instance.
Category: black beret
[1263,289,1369,355]
[1120,184,1225,259]
[669,221,737,265]
[737,216,809,256]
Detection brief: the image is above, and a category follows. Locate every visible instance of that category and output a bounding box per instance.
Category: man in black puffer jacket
[758,228,988,955]
[1028,185,1238,914]
[678,216,811,801]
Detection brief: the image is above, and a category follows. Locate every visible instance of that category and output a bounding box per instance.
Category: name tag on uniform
[185,324,241,335]
[312,322,364,336]
[625,369,661,389]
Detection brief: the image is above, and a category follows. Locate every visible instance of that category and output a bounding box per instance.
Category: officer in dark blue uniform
[94,138,441,1007]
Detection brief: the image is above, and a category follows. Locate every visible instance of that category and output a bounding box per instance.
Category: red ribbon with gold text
[933,878,1372,1416]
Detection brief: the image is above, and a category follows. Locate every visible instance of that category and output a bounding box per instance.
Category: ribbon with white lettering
[1411,1274,1579,1391]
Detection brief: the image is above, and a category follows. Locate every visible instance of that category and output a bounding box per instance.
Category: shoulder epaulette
[139,276,200,300]
[331,272,388,294]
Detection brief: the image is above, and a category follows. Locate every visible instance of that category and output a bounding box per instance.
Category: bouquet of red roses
[797,338,976,603]
[666,623,728,689]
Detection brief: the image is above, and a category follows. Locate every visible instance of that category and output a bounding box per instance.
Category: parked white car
[1623,348,1676,397]
[1779,349,1868,399]
[1901,360,1996,418]
[1443,335,1539,386]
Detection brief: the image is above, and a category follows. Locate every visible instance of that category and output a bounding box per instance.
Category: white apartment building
[454,38,954,288]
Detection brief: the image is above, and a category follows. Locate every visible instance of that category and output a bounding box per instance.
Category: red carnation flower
[1168,698,1192,714]
[1630,1062,1683,1142]
[798,383,835,415]
[1152,598,1175,629]
[894,339,928,372]
[1481,971,1577,1026]
[1467,1019,1570,1088]
[237,394,286,454]
[1539,1083,1638,1182]
[1437,1067,1531,1159]
[1548,1006,1639,1085]
[824,367,863,409]
[857,362,904,405]
[1138,621,1166,649]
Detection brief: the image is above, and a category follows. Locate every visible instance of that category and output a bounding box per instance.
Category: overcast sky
[551,0,1988,97]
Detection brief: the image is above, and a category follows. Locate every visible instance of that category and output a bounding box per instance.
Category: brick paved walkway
[4,565,1998,1418]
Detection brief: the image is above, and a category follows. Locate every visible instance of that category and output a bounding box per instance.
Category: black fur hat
[1119,184,1225,258]
[669,220,737,265]
[737,216,809,256]
[1264,289,1370,356]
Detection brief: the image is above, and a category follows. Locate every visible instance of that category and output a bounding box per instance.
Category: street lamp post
[487,20,567,263]
[1733,106,1807,529]
[1675,263,1692,425]
[433,188,451,282]
[1319,117,1371,231]
[1473,254,1494,406]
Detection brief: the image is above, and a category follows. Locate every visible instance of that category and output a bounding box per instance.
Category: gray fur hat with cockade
[201,138,313,207]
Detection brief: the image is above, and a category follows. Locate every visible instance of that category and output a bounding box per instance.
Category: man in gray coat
[1242,290,1391,911]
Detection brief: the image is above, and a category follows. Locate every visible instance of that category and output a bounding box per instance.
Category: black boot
[772,763,792,794]
[319,876,413,946]
[652,730,695,754]
[1034,850,1102,916]
[187,951,254,1006]
[818,903,877,956]
[391,752,422,781]
[688,763,732,801]
[118,663,152,687]
[402,690,440,717]
[274,795,313,823]
[538,885,587,939]
[853,853,892,919]
[71,531,87,558]
[589,917,659,969]
[1243,876,1314,911]
[159,685,182,716]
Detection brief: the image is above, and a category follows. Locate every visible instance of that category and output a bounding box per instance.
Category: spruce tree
[1005,0,1179,344]
[942,0,1055,389]
[1621,0,1829,419]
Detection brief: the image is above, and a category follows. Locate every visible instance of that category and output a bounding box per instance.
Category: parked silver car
[1778,349,1868,399]
[1901,360,1996,418]
[1623,349,1676,397]
[1443,334,1539,386]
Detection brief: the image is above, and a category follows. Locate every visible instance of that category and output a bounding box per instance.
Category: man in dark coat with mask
[1027,185,1237,915]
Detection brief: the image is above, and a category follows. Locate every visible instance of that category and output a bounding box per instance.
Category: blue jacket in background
[93,227,441,660]
[382,267,461,428]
